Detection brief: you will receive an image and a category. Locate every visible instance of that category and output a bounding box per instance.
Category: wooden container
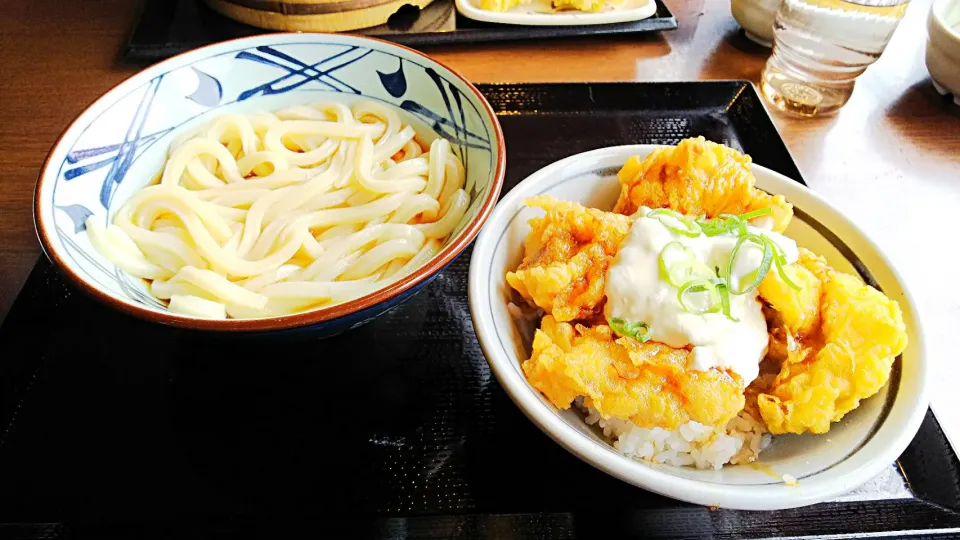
[204,0,436,32]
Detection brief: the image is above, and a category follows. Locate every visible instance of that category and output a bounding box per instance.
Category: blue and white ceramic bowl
[35,34,505,334]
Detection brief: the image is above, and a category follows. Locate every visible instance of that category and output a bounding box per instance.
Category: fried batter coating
[509,139,906,439]
[506,196,632,322]
[524,315,745,430]
[613,137,794,232]
[757,257,907,434]
[757,249,826,338]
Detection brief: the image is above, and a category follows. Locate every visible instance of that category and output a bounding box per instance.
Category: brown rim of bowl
[33,32,506,332]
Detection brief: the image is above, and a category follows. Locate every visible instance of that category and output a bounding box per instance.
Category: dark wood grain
[0,1,141,319]
[0,0,958,443]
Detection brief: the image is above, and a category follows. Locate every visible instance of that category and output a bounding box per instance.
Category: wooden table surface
[1,0,958,444]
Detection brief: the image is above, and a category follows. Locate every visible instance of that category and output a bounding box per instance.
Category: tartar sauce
[603,207,798,385]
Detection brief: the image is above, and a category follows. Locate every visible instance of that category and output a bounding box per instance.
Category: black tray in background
[125,0,678,61]
[2,82,959,539]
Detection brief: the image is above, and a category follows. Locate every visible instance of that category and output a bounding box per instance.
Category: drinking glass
[760,0,911,116]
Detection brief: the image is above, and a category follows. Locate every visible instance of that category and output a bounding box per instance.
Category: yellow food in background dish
[480,0,621,13]
[550,0,622,12]
[479,0,524,12]
[507,137,907,469]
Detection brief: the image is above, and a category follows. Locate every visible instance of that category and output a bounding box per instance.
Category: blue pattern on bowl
[37,35,500,332]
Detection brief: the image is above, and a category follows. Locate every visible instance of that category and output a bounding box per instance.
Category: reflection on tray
[374,2,458,34]
[192,0,458,40]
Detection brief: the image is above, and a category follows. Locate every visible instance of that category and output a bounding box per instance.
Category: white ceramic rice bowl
[927,0,960,103]
[467,145,929,510]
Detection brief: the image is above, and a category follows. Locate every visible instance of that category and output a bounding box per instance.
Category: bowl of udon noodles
[34,34,505,334]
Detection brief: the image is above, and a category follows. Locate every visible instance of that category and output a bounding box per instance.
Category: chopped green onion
[771,250,802,291]
[725,214,749,237]
[739,207,773,221]
[658,241,714,287]
[670,261,716,288]
[677,279,721,315]
[608,317,652,342]
[698,207,774,237]
[756,233,801,291]
[647,208,702,238]
[766,235,794,265]
[716,281,739,322]
[652,205,800,316]
[726,234,773,295]
[699,214,745,237]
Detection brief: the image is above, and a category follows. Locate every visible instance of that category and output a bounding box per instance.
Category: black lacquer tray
[124,0,678,61]
[2,82,959,539]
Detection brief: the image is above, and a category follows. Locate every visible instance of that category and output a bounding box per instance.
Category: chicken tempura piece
[613,137,794,232]
[757,262,908,435]
[758,249,827,338]
[525,315,746,430]
[506,196,632,322]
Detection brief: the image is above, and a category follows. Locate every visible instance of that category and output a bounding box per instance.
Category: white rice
[577,398,771,470]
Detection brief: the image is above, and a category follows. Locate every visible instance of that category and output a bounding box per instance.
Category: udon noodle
[85,100,469,319]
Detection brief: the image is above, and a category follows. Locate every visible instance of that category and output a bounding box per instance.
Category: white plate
[455,0,656,26]
[467,145,929,510]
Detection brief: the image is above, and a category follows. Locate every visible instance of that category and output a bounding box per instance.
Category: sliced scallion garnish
[647,208,702,238]
[608,317,653,342]
[658,241,714,287]
[652,206,799,319]
[755,233,801,292]
[699,214,743,237]
[725,214,749,237]
[738,207,773,221]
[726,234,773,295]
[716,281,739,322]
[698,207,773,237]
[771,248,802,291]
[677,279,722,315]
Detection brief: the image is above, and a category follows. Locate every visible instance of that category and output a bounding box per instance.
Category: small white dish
[455,0,656,26]
[927,0,960,104]
[467,145,929,510]
[731,0,781,47]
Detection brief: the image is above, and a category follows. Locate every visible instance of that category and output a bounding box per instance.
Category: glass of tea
[760,0,911,117]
